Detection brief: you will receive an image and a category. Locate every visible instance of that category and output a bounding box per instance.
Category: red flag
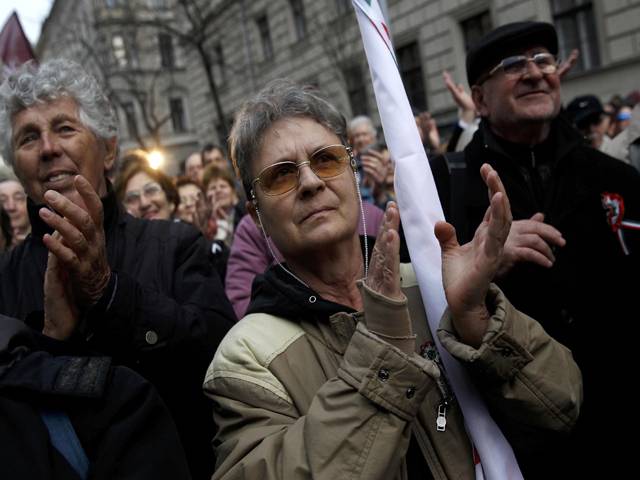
[0,11,37,69]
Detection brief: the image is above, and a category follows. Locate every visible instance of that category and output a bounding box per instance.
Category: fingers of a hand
[486,192,509,256]
[74,175,104,226]
[514,247,554,268]
[384,201,400,233]
[530,212,545,222]
[39,208,89,254]
[515,233,555,262]
[43,232,79,268]
[44,190,97,241]
[514,218,565,246]
[434,221,459,251]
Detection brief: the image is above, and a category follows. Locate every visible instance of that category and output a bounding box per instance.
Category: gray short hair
[348,115,376,136]
[229,79,347,198]
[0,59,118,167]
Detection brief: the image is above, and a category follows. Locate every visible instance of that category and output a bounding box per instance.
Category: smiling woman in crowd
[115,156,178,221]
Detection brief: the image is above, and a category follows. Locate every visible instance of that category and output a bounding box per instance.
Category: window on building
[290,0,307,39]
[256,15,274,61]
[105,0,123,8]
[396,41,427,111]
[158,33,175,68]
[335,0,351,15]
[112,34,128,67]
[122,101,138,139]
[169,97,187,133]
[344,64,369,116]
[460,11,492,51]
[552,0,600,73]
[213,43,226,84]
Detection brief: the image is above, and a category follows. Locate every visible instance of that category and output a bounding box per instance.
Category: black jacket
[0,186,237,479]
[432,117,640,476]
[0,314,191,479]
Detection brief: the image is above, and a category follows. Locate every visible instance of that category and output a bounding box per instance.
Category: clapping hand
[434,164,510,347]
[39,175,111,312]
[365,202,402,301]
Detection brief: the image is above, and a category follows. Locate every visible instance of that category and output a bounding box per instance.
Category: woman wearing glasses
[203,80,581,479]
[115,156,179,221]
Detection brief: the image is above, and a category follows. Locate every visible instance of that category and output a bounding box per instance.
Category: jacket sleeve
[224,214,272,319]
[204,297,443,479]
[86,228,236,362]
[437,284,583,438]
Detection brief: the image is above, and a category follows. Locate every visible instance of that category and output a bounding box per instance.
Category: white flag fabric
[351,1,523,478]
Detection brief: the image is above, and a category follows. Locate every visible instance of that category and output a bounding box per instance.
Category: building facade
[37,0,640,162]
[37,0,201,175]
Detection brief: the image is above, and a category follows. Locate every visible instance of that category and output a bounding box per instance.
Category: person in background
[0,167,30,249]
[175,176,206,225]
[184,151,204,184]
[114,160,179,220]
[0,59,236,479]
[202,143,230,170]
[203,164,243,247]
[347,115,389,207]
[565,94,609,149]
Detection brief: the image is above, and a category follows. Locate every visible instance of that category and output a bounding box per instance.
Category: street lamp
[147,149,165,170]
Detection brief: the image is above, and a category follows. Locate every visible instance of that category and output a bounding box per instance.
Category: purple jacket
[225,201,385,318]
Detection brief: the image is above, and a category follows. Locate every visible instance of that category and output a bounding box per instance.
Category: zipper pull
[436,402,448,432]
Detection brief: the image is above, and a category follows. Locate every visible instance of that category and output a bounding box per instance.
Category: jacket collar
[246,235,376,322]
[468,114,584,169]
[27,180,121,240]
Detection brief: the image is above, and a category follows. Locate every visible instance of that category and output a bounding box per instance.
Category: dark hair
[114,161,179,208]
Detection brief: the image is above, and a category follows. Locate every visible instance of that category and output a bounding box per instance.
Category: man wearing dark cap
[433,21,640,477]
[566,94,608,148]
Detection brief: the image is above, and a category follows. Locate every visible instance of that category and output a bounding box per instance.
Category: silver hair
[229,79,348,198]
[0,59,118,166]
[347,115,376,136]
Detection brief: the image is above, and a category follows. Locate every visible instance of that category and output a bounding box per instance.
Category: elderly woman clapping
[203,81,581,479]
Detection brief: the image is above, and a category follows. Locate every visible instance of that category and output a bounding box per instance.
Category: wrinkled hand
[443,70,476,124]
[365,202,403,301]
[39,175,111,309]
[497,212,565,277]
[557,49,579,79]
[43,240,80,340]
[434,164,511,347]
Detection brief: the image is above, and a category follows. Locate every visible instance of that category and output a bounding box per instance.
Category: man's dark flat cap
[466,21,558,86]
[566,95,604,127]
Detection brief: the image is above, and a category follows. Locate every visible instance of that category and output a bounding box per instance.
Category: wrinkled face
[124,171,174,220]
[0,180,29,231]
[11,97,116,206]
[473,46,561,133]
[203,148,227,169]
[185,153,203,184]
[206,178,237,210]
[249,117,359,259]
[349,123,376,153]
[176,183,202,224]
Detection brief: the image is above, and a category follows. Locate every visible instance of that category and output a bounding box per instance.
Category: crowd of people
[0,19,637,480]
